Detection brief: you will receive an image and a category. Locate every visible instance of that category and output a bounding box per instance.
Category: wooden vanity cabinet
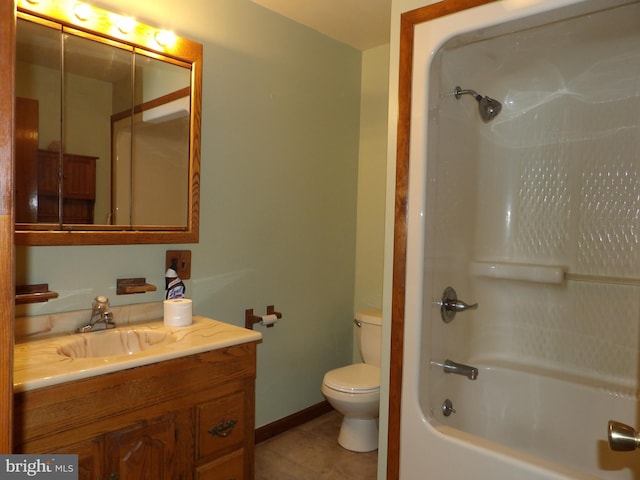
[14,343,257,480]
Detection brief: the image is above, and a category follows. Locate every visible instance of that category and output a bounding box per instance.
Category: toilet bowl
[322,363,380,452]
[321,310,382,452]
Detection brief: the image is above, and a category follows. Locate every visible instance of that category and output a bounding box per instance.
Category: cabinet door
[15,97,39,223]
[63,155,96,199]
[57,437,103,480]
[104,414,177,480]
[37,150,60,196]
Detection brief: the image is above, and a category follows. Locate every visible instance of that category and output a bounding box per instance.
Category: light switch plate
[165,250,192,280]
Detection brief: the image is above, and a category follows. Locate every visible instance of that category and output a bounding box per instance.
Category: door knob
[608,420,640,451]
[440,287,478,323]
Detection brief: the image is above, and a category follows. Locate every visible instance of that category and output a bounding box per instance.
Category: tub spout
[443,359,478,380]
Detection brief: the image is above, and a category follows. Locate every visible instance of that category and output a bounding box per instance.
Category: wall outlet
[165,250,192,280]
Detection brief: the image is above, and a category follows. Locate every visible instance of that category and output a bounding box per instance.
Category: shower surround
[389,0,640,478]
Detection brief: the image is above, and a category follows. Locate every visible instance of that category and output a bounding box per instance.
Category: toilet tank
[356,309,382,367]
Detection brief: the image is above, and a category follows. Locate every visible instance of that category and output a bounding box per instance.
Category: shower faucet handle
[440,287,478,323]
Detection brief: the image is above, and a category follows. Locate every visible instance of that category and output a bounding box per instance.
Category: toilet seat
[323,363,380,394]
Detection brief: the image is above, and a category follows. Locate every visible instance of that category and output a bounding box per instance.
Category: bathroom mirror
[14,0,202,245]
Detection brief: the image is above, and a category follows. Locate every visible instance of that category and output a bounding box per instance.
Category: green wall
[16,0,363,428]
[358,44,391,473]
[355,44,389,316]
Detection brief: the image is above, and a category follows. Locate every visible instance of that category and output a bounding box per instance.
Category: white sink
[14,316,263,392]
[58,328,176,358]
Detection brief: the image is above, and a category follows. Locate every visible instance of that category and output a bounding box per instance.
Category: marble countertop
[14,316,262,392]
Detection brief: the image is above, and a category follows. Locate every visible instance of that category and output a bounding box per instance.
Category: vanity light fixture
[116,15,136,34]
[73,2,92,21]
[154,30,176,48]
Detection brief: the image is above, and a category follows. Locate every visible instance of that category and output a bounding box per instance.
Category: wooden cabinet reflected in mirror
[15,0,201,245]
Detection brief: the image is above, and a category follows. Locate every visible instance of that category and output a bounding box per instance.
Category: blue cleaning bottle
[165,259,186,299]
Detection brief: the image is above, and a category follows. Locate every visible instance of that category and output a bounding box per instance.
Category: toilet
[321,309,382,452]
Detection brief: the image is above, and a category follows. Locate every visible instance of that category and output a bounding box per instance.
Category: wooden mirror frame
[15,0,201,246]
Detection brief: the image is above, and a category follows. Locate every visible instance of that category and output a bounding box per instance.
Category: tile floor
[255,410,378,479]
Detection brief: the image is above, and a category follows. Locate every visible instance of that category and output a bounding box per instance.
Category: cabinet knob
[109,473,119,480]
[208,418,237,437]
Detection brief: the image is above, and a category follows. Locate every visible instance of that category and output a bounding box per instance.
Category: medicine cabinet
[15,0,202,245]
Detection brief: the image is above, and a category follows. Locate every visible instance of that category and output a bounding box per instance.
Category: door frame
[386,1,497,478]
[0,0,16,453]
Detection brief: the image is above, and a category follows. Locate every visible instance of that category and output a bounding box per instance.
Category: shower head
[454,86,502,123]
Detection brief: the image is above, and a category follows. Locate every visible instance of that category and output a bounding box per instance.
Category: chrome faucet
[77,295,116,333]
[443,359,479,380]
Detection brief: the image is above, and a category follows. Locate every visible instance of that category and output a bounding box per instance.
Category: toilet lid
[323,363,380,394]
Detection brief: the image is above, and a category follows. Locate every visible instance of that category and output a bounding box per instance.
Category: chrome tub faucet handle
[440,287,478,323]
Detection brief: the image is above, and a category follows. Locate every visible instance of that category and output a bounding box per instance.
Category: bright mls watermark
[0,455,77,479]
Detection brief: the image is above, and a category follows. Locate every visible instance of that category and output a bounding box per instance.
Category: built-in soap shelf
[470,261,567,284]
[15,284,59,305]
[116,278,157,295]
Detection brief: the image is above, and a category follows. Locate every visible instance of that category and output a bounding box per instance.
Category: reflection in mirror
[63,30,132,225]
[112,54,191,226]
[14,0,202,245]
[15,19,62,224]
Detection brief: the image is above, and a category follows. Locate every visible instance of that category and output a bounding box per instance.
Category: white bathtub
[389,0,640,478]
[430,364,640,478]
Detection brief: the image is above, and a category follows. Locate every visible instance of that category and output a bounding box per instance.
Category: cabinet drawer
[197,391,245,460]
[195,449,244,480]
